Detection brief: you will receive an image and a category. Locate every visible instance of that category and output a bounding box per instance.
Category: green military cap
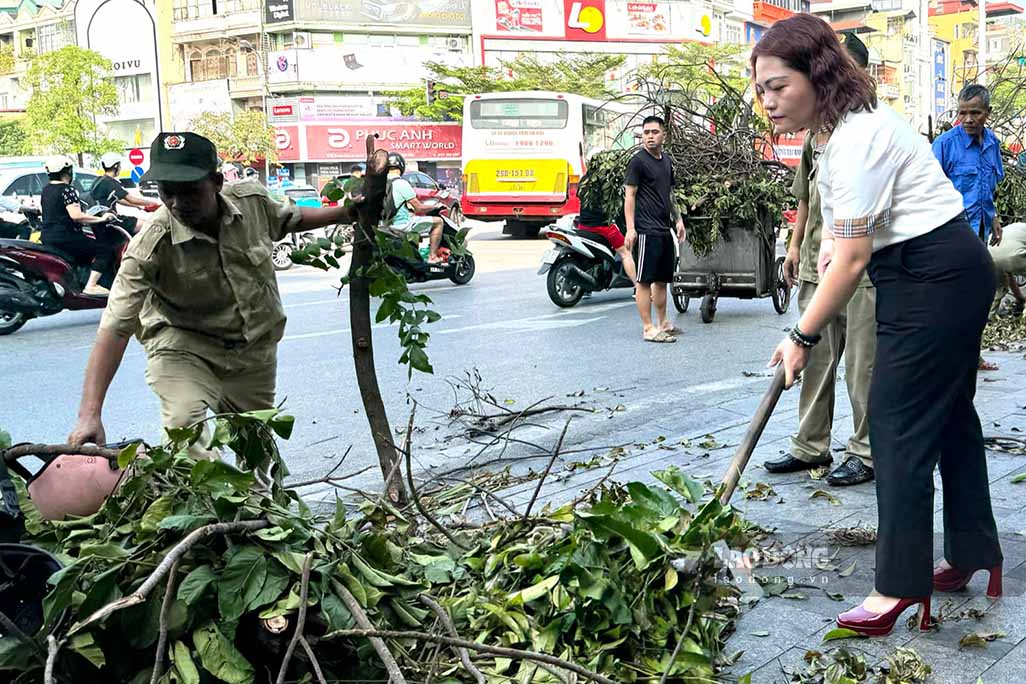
[140,132,220,183]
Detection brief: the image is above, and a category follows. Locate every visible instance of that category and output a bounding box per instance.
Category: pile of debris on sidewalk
[983,308,1026,352]
[1,412,761,684]
[578,72,794,258]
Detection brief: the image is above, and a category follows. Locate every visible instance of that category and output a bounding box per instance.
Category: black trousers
[867,215,1003,597]
[44,229,118,275]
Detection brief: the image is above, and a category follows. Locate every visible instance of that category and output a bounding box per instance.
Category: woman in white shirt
[753,14,1003,637]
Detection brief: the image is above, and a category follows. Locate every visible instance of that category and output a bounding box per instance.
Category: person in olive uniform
[68,132,385,450]
[764,31,877,487]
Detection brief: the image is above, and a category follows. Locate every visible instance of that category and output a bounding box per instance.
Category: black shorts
[633,231,676,284]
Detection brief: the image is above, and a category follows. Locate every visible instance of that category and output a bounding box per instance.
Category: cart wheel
[672,287,690,313]
[700,294,717,324]
[772,256,791,315]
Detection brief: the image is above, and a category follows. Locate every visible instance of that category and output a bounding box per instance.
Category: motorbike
[538,218,635,307]
[0,201,37,241]
[0,206,133,335]
[379,200,475,285]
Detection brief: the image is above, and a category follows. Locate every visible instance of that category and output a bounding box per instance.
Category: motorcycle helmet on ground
[3,441,140,521]
[100,152,123,171]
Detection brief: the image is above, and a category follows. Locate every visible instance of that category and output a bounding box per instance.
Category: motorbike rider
[577,168,638,283]
[40,156,118,296]
[92,152,158,235]
[386,153,445,263]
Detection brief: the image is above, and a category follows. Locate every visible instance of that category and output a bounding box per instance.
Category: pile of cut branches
[2,411,758,684]
[579,66,794,258]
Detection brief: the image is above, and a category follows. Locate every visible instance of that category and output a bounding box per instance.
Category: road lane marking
[282,315,463,342]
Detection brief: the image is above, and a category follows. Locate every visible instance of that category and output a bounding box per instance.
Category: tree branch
[70,520,268,635]
[276,552,313,684]
[403,406,470,550]
[418,594,485,684]
[319,629,614,684]
[149,558,181,684]
[3,443,121,460]
[299,637,328,684]
[523,418,571,521]
[331,580,408,684]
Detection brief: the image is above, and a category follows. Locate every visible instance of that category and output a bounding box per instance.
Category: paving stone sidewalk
[304,349,1026,683]
[463,351,1026,684]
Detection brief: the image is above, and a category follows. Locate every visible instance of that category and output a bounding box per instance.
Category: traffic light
[426,80,448,105]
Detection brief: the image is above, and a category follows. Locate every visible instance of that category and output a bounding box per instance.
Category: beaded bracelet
[789,326,821,348]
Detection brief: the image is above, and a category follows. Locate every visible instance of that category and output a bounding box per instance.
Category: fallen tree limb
[149,558,181,684]
[3,443,122,461]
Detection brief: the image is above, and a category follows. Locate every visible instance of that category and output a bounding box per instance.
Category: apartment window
[114,74,153,104]
[188,49,238,81]
[887,17,903,35]
[725,21,742,44]
[37,22,74,54]
[173,0,214,21]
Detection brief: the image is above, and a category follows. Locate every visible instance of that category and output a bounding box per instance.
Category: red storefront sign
[564,0,606,41]
[304,122,461,161]
[275,126,300,162]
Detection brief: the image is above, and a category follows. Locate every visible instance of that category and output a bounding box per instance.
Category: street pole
[979,0,988,85]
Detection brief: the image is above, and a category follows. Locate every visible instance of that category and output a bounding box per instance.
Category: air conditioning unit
[446,37,462,51]
[292,32,311,49]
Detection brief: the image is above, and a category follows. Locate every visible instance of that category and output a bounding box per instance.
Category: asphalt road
[0,222,797,486]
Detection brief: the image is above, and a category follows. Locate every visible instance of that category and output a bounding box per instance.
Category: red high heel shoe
[836,597,931,637]
[933,564,1002,598]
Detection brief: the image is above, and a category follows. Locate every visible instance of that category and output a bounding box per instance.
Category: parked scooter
[538,217,634,307]
[0,200,37,241]
[380,200,475,285]
[0,207,132,335]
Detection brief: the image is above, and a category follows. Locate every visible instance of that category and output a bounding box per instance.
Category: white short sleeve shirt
[817,103,966,251]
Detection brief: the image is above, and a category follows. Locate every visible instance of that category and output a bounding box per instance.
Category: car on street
[282,183,323,208]
[402,171,463,225]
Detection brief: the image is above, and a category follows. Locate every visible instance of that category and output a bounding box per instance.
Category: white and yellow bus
[461,91,634,237]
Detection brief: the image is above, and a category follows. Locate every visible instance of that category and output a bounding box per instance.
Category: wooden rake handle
[719,366,786,506]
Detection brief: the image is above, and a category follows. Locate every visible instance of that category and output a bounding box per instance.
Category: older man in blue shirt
[932,83,1005,246]
[933,83,1004,371]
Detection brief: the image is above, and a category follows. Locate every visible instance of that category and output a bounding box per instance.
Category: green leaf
[159,515,217,532]
[0,428,11,450]
[1011,472,1026,484]
[171,641,201,684]
[193,622,254,684]
[507,575,560,606]
[408,345,434,374]
[78,542,131,560]
[117,441,141,470]
[219,546,268,621]
[191,460,255,498]
[250,559,291,612]
[269,414,295,440]
[139,495,175,533]
[664,567,679,591]
[254,526,292,542]
[178,565,217,606]
[69,632,105,669]
[653,466,705,503]
[272,550,308,575]
[43,562,84,631]
[321,591,355,631]
[577,513,663,569]
[822,628,866,642]
[258,582,302,619]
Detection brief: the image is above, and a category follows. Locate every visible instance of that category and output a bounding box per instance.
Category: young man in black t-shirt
[92,153,157,234]
[624,115,686,343]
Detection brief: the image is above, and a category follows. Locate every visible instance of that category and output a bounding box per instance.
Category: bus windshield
[469,99,569,130]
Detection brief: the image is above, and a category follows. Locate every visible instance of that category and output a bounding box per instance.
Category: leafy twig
[332,580,408,684]
[659,571,705,684]
[403,406,470,550]
[285,463,376,489]
[275,552,314,684]
[419,594,485,684]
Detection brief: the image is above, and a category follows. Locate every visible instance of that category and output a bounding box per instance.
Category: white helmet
[100,152,122,170]
[43,155,74,175]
